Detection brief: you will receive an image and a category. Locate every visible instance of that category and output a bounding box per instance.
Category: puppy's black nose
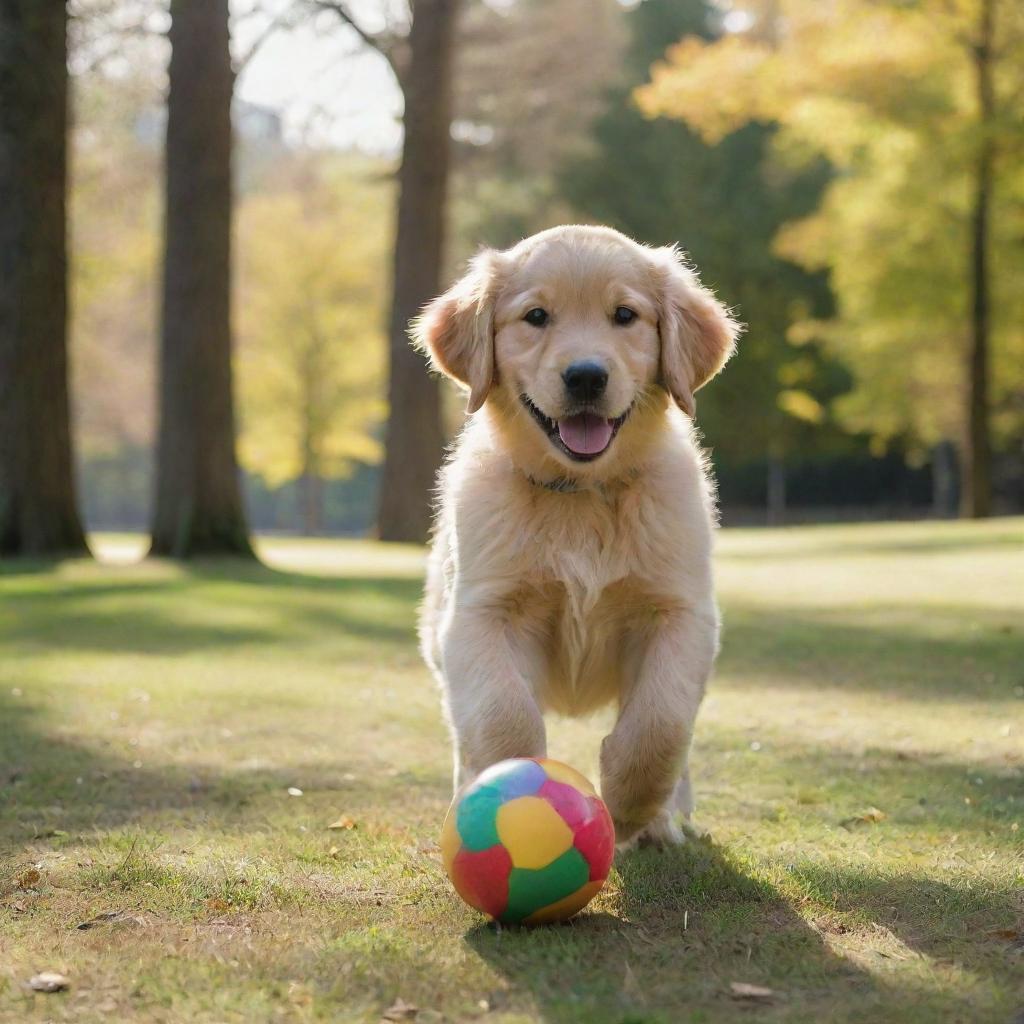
[562,361,608,403]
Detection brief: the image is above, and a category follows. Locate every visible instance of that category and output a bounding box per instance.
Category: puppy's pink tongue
[557,412,614,456]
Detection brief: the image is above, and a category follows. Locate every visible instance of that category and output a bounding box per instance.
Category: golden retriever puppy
[416,225,739,846]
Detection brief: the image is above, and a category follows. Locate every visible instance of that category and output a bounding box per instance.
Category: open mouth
[521,395,631,462]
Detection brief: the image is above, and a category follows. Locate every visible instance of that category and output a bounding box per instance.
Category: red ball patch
[573,799,615,881]
[450,844,513,918]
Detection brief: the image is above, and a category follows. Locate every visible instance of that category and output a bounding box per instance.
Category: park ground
[1,519,1022,1023]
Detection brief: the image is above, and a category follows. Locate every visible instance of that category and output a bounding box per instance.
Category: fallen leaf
[328,816,357,830]
[730,981,777,1002]
[287,787,303,797]
[328,846,341,858]
[840,807,887,829]
[382,997,418,1020]
[988,928,1021,941]
[28,971,69,993]
[205,897,231,912]
[287,981,313,1007]
[16,869,41,888]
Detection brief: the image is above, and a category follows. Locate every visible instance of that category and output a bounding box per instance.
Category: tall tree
[313,0,460,543]
[0,0,89,557]
[150,0,253,557]
[377,0,459,543]
[638,0,1024,518]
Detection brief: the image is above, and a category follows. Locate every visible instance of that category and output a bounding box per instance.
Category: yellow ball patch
[495,796,574,869]
[524,880,605,926]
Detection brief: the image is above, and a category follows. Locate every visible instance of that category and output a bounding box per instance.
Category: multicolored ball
[440,757,615,925]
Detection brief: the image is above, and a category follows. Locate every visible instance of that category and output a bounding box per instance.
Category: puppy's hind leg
[673,761,695,820]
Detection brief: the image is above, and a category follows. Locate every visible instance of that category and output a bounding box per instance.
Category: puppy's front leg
[601,603,718,846]
[440,605,547,793]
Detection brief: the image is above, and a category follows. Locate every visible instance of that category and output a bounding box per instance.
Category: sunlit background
[4,4,1023,1018]
[65,0,1023,536]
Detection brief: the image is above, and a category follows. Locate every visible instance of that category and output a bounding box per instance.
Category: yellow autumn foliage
[638,0,1024,450]
[235,156,393,488]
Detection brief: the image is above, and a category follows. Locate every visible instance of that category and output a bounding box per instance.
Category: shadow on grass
[5,553,1019,699]
[0,688,447,857]
[718,604,1022,701]
[2,559,422,654]
[696,730,1022,845]
[466,838,1019,1024]
[785,863,1024,981]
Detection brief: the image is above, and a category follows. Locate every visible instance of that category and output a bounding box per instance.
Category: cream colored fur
[416,225,739,846]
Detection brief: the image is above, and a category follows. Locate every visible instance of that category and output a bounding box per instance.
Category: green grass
[1,519,1022,1023]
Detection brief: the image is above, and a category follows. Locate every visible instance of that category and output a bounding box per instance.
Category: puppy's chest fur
[496,484,686,716]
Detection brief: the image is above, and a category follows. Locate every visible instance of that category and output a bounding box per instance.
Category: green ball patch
[456,783,504,851]
[502,846,590,922]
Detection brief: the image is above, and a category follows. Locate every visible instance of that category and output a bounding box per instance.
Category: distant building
[236,102,283,144]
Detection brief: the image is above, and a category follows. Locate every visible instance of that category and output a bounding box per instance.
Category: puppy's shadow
[464,836,983,1023]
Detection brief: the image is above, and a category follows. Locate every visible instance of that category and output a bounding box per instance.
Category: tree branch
[308,0,401,78]
[235,4,309,72]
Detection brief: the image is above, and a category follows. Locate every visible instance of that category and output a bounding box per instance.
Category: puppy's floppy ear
[653,246,741,417]
[412,249,503,414]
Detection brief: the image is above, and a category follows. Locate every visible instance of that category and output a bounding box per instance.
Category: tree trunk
[766,450,786,527]
[376,0,460,543]
[962,0,995,519]
[299,397,323,536]
[150,0,253,557]
[931,440,959,518]
[0,0,88,557]
[300,473,323,535]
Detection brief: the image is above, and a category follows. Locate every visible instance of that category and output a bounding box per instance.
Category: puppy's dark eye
[524,308,549,327]
[614,306,638,326]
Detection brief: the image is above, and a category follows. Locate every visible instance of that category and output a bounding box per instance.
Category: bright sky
[232,1,401,154]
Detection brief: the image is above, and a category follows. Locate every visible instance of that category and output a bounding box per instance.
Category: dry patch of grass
[1,521,1022,1022]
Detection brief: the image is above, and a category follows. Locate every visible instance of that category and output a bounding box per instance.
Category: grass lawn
[1,519,1022,1023]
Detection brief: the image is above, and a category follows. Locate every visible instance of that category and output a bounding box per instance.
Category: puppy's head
[414,226,739,476]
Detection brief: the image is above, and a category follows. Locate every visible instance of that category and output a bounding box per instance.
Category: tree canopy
[638,0,1024,463]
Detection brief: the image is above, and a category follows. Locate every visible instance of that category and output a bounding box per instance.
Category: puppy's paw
[614,810,685,850]
[637,810,685,848]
